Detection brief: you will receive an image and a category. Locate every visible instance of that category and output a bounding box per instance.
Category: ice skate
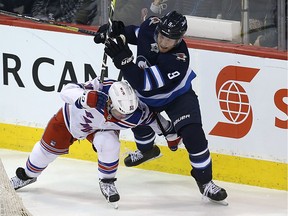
[99,178,120,209]
[10,167,37,190]
[124,145,161,167]
[197,180,228,206]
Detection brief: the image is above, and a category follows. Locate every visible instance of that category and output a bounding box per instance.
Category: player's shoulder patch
[173,53,187,62]
[149,17,161,26]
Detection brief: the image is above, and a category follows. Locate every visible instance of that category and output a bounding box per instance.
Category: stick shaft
[100,0,115,83]
[0,10,97,36]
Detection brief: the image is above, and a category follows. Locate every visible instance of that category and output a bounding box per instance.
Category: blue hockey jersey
[122,16,196,111]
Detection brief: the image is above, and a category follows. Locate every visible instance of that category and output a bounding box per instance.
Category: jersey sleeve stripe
[143,69,152,91]
[136,68,196,107]
[150,65,164,88]
[143,66,164,91]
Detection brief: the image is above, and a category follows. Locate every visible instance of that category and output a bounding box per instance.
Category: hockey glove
[76,90,108,112]
[104,36,134,69]
[163,121,182,151]
[94,21,125,44]
[166,133,182,151]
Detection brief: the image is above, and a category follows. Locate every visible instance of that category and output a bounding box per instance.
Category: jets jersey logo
[138,60,148,69]
[137,56,151,69]
[174,53,187,62]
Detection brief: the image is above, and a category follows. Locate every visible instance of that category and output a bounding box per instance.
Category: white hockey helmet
[108,81,138,119]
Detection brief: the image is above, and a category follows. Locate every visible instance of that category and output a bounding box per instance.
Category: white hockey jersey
[60,78,159,140]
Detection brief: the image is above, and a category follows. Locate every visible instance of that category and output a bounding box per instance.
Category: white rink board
[0,24,287,163]
[189,50,288,163]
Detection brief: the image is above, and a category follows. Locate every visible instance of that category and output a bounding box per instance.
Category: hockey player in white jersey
[10,77,175,205]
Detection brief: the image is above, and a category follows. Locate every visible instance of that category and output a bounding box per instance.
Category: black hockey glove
[94,21,125,44]
[104,36,134,70]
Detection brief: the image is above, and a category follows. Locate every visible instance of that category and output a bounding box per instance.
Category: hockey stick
[99,0,115,84]
[117,70,123,81]
[0,9,97,36]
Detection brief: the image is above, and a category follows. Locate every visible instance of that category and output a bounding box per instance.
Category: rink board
[0,123,286,190]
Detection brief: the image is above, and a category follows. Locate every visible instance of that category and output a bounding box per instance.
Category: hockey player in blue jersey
[94,10,228,203]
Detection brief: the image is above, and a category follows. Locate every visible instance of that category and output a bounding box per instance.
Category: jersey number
[168,71,180,79]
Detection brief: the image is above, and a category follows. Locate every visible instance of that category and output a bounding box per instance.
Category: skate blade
[143,153,163,164]
[107,201,119,209]
[209,199,229,206]
[202,197,229,206]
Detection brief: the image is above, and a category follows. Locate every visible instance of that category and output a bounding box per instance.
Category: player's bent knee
[178,123,208,154]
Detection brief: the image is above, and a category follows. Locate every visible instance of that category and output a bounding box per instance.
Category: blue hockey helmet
[156,11,187,40]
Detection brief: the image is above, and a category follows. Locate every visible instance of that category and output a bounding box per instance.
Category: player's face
[110,108,127,120]
[107,99,130,120]
[157,33,178,53]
